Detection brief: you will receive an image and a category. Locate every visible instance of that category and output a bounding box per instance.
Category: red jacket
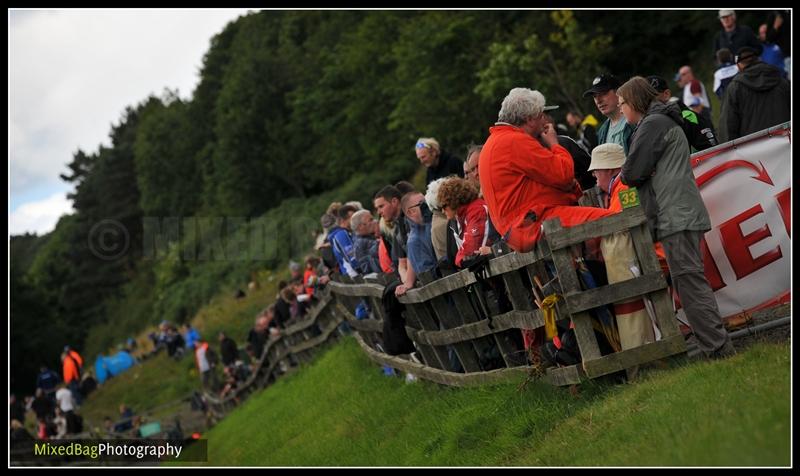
[479,125,581,250]
[68,350,83,368]
[455,198,493,268]
[303,269,317,297]
[62,354,80,384]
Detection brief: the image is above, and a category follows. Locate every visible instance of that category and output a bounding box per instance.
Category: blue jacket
[760,43,787,76]
[327,226,360,277]
[37,368,60,392]
[184,328,201,350]
[406,218,437,275]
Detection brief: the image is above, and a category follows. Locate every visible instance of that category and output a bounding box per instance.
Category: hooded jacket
[719,61,790,142]
[621,101,711,241]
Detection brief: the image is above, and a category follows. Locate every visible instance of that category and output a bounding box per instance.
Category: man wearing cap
[588,144,665,375]
[583,74,634,155]
[648,75,717,151]
[479,87,614,253]
[719,45,790,142]
[713,10,762,62]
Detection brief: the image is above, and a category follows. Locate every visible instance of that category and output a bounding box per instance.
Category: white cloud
[9,8,251,209]
[8,192,74,236]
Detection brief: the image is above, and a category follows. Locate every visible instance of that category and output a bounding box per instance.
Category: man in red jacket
[479,87,614,253]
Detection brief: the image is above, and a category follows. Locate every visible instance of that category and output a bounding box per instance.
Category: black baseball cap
[735,46,759,63]
[582,74,622,97]
[647,75,669,93]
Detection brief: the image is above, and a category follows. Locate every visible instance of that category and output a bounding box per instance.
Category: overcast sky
[9,9,252,235]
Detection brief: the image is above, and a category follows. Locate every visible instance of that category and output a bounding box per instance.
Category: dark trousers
[68,380,83,406]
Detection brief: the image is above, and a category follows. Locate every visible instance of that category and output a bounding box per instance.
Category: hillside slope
[181,337,790,467]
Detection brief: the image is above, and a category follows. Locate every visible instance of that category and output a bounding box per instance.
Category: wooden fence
[202,291,344,419]
[195,201,788,423]
[328,204,686,387]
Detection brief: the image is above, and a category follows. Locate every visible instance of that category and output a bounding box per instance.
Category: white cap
[719,9,735,19]
[588,143,626,171]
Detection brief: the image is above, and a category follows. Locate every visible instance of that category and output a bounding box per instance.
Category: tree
[475,10,612,117]
[134,91,203,218]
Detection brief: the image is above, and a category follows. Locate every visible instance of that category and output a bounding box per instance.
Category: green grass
[80,352,198,430]
[176,338,789,466]
[505,342,791,466]
[80,267,284,424]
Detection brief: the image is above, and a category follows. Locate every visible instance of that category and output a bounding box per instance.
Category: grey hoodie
[719,61,790,142]
[621,101,711,241]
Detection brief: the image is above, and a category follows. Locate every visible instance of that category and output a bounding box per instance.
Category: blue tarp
[95,351,136,384]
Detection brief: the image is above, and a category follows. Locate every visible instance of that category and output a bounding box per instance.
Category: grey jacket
[353,234,382,275]
[621,101,711,241]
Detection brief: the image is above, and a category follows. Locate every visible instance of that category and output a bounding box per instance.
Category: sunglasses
[415,141,430,149]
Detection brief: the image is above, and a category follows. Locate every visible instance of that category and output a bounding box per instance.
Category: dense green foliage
[176,338,789,466]
[12,10,746,395]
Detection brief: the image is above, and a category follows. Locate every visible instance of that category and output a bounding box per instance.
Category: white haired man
[479,87,614,253]
[350,209,382,275]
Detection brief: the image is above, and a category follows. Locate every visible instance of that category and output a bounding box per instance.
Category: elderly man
[713,9,762,62]
[415,137,463,185]
[583,74,634,154]
[588,144,661,373]
[479,87,614,253]
[350,209,382,275]
[415,137,463,262]
[463,144,482,185]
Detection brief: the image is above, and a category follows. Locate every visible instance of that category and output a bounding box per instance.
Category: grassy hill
[174,337,790,467]
[78,272,284,429]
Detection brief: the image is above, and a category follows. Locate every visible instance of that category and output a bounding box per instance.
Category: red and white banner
[688,123,791,320]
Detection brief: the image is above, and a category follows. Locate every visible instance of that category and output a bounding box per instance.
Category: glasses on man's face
[415,142,430,149]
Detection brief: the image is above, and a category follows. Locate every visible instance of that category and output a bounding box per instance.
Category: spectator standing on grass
[617,76,736,360]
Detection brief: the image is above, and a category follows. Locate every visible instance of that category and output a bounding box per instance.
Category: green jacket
[596,116,635,155]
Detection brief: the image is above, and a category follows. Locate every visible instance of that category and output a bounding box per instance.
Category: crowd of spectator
[12,9,791,444]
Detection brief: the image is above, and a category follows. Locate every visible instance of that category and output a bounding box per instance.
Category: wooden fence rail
[194,202,789,427]
[329,204,689,387]
[202,291,344,419]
